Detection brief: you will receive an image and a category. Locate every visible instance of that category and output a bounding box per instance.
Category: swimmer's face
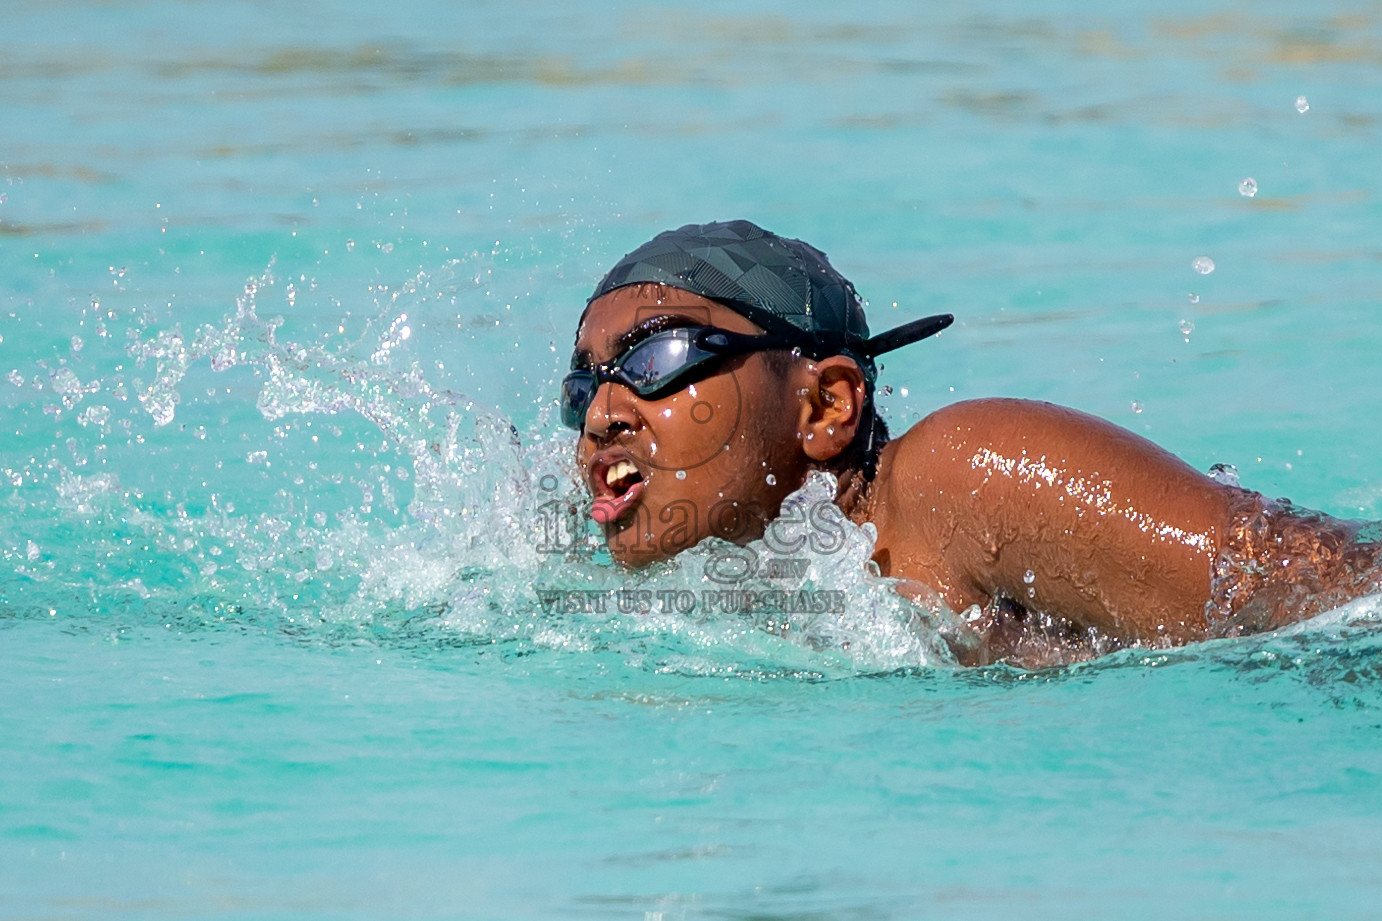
[571,285,816,566]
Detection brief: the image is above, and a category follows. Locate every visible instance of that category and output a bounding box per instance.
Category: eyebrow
[570,313,704,369]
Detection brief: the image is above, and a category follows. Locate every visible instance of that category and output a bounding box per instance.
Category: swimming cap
[589,219,951,381]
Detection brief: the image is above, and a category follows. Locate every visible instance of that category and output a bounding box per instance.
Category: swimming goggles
[561,325,803,430]
[560,313,954,431]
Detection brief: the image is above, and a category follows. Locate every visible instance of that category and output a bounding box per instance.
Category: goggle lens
[560,371,598,430]
[560,327,754,431]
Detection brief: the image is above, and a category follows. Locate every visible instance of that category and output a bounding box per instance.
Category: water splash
[11,255,1379,678]
[576,472,959,675]
[3,261,955,676]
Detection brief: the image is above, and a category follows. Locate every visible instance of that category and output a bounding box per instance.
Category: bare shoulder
[882,397,1204,489]
[868,398,1237,643]
[868,398,1382,655]
[892,397,1152,461]
[873,398,1117,536]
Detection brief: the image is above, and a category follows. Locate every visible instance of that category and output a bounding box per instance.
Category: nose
[582,380,640,441]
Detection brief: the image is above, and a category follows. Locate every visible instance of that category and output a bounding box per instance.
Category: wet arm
[873,398,1239,644]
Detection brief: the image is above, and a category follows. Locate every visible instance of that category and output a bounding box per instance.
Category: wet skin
[868,399,1239,651]
[575,285,1368,665]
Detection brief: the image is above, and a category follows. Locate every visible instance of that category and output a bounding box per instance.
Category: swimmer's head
[567,219,951,565]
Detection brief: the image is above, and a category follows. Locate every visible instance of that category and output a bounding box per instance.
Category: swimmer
[564,220,1382,667]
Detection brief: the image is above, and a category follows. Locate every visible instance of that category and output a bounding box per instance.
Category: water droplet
[51,368,84,407]
[1027,587,1036,599]
[675,470,686,480]
[1023,569,1036,584]
[1188,293,1200,305]
[1179,319,1195,339]
[346,239,356,251]
[1238,177,1258,198]
[1131,401,1143,414]
[1208,463,1241,487]
[0,193,7,205]
[26,540,41,561]
[70,335,84,353]
[1295,95,1310,114]
[765,474,777,486]
[77,405,110,427]
[1192,256,1215,275]
[7,370,23,387]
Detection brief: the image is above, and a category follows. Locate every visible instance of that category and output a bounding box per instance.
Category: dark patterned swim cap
[589,219,951,381]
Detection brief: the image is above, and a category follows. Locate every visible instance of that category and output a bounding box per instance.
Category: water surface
[4,1,1382,918]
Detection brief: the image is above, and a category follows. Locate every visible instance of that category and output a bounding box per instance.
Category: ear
[795,356,868,463]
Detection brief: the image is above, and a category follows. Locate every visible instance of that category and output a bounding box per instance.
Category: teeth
[605,460,639,486]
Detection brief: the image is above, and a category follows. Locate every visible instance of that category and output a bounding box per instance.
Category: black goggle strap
[691,326,812,358]
[861,314,954,358]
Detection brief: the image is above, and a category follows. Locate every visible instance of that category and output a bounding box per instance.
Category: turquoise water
[4,1,1382,917]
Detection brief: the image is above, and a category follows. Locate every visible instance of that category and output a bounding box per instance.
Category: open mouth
[590,455,646,525]
[604,459,643,495]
